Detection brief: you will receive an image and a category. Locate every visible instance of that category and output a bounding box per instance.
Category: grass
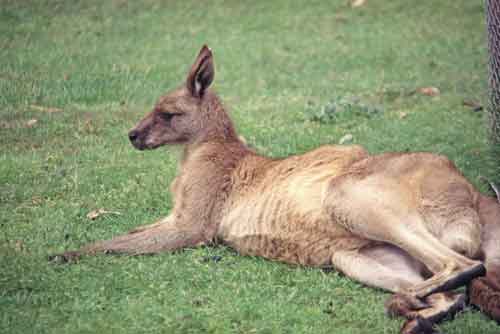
[1,0,499,333]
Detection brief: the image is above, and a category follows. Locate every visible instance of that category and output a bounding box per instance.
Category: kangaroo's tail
[469,189,500,322]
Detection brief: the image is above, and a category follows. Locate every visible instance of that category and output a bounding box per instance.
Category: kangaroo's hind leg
[325,177,485,299]
[331,242,466,334]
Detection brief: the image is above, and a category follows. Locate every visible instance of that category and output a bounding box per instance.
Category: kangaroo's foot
[408,262,485,298]
[387,292,466,334]
[400,316,436,334]
[385,293,429,319]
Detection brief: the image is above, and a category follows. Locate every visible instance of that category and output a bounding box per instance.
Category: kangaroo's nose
[128,130,139,142]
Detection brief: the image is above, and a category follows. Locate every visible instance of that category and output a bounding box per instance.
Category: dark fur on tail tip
[469,277,500,323]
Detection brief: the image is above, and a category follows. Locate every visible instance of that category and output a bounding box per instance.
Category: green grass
[1,1,499,333]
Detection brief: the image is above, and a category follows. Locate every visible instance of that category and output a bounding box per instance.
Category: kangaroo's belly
[218,165,358,267]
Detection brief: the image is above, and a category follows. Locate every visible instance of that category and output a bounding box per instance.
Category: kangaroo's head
[128,45,233,150]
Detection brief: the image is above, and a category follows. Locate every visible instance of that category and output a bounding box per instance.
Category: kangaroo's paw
[48,250,82,264]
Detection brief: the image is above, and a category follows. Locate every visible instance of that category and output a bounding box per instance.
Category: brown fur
[54,46,500,331]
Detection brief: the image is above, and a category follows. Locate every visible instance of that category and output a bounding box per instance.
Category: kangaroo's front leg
[52,151,230,263]
[51,215,205,262]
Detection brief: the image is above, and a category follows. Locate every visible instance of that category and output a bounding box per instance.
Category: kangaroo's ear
[186,45,214,98]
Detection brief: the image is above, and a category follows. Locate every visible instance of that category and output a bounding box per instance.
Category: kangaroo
[54,46,500,333]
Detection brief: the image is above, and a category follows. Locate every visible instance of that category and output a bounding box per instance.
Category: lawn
[1,1,499,333]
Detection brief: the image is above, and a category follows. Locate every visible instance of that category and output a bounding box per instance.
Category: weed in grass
[304,97,383,124]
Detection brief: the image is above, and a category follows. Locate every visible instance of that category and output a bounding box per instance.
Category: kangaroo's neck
[192,91,240,146]
[170,93,274,241]
[173,125,254,242]
[180,91,257,164]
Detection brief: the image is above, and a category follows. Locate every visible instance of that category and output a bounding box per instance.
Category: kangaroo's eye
[160,112,175,122]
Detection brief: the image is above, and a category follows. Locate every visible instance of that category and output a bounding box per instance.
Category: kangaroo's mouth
[132,138,166,151]
[131,140,159,151]
[131,141,147,150]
